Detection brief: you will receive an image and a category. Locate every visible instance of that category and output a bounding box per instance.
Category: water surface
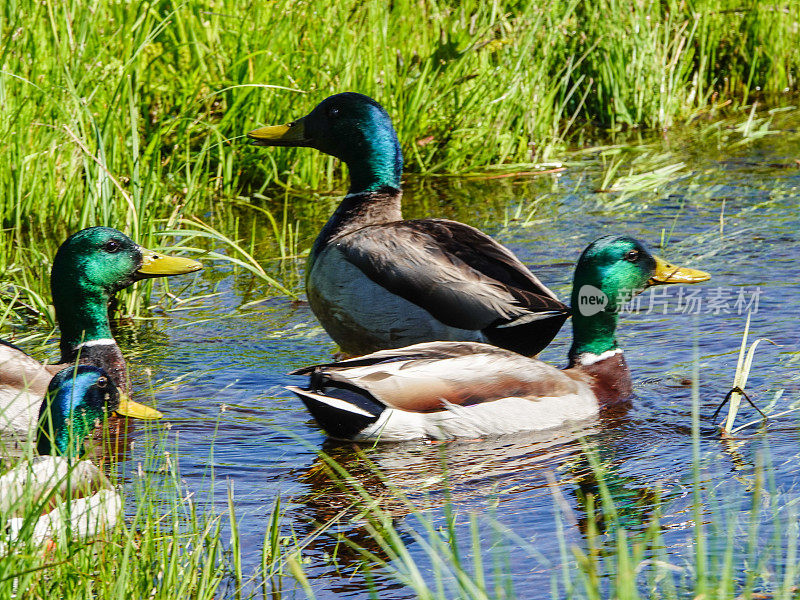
[77,117,800,596]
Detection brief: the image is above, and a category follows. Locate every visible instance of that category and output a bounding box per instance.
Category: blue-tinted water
[48,118,800,596]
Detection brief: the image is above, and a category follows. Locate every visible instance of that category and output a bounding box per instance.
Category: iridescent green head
[247,92,403,194]
[573,236,657,313]
[570,235,710,357]
[50,227,202,357]
[36,366,119,457]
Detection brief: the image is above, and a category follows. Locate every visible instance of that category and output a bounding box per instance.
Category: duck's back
[289,342,598,441]
[305,342,579,407]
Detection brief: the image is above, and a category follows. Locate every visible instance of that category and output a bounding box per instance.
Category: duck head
[50,227,202,358]
[570,235,710,358]
[36,366,120,457]
[248,92,403,194]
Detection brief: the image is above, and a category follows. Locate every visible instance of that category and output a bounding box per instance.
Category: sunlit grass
[2,0,798,321]
[1,2,799,595]
[287,429,800,599]
[0,415,316,599]
[0,428,228,599]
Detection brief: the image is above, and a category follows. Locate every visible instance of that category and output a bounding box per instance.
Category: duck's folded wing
[290,341,501,375]
[335,220,568,331]
[292,342,582,413]
[411,219,562,300]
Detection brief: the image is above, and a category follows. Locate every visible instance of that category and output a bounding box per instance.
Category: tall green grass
[0,429,229,599]
[571,0,799,132]
[1,0,798,319]
[0,421,312,600]
[293,434,800,599]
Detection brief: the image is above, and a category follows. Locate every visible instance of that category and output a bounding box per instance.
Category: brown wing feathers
[337,220,569,332]
[294,344,582,414]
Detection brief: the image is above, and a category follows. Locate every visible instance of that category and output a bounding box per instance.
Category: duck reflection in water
[290,415,681,586]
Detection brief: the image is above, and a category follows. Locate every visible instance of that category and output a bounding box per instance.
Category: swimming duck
[287,235,710,441]
[0,226,202,441]
[247,92,569,357]
[0,366,122,547]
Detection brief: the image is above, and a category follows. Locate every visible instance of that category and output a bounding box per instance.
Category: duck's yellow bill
[137,247,203,278]
[115,396,164,420]
[247,121,307,146]
[649,255,711,285]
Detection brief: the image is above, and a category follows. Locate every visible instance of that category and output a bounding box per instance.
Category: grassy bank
[1,0,798,272]
[1,0,798,324]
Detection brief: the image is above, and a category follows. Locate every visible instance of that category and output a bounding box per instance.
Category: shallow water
[27,116,800,596]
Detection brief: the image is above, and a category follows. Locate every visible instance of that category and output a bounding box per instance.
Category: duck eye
[624,250,639,262]
[96,376,108,389]
[328,106,340,118]
[104,240,121,253]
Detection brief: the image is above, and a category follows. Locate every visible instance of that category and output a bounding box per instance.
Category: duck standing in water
[287,236,710,442]
[248,93,569,357]
[0,227,202,440]
[1,366,123,547]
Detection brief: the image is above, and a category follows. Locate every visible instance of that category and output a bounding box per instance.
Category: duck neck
[568,295,632,403]
[344,134,403,195]
[52,286,128,390]
[310,187,403,263]
[53,285,114,358]
[310,123,403,260]
[37,412,91,457]
[569,310,619,359]
[37,400,99,458]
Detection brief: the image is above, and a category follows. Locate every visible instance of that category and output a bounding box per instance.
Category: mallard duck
[0,366,122,547]
[287,235,711,441]
[247,92,569,357]
[0,226,202,441]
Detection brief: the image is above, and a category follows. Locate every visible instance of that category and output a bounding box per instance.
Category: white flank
[355,392,599,442]
[308,250,486,348]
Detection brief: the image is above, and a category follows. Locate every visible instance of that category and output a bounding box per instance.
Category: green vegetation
[6,411,800,600]
[715,312,782,435]
[282,416,800,599]
[1,1,799,598]
[0,421,309,600]
[1,0,798,323]
[0,426,225,598]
